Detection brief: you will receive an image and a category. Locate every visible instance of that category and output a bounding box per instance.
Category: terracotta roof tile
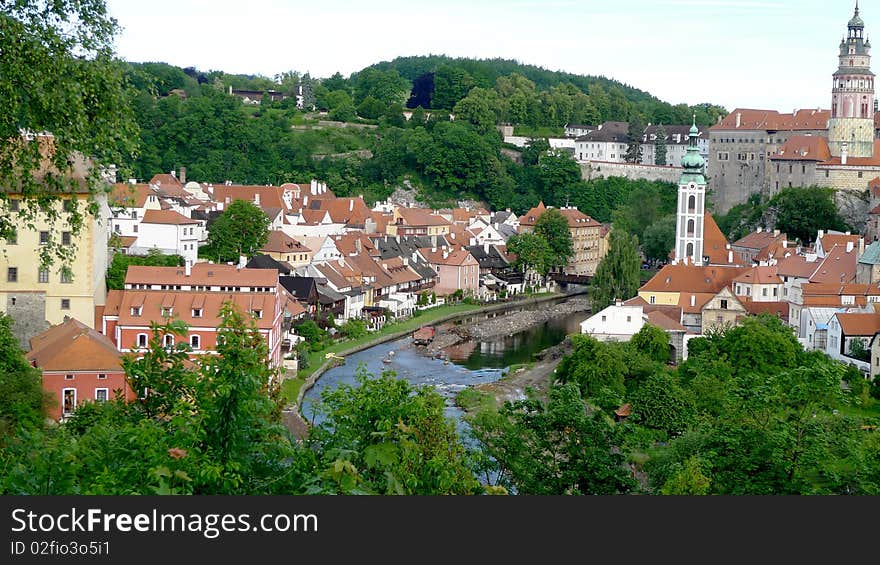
[770,136,831,162]
[809,244,859,284]
[835,312,880,336]
[141,209,200,225]
[733,266,783,285]
[710,108,830,131]
[116,291,277,329]
[640,263,748,294]
[27,318,122,371]
[125,263,278,288]
[261,230,311,254]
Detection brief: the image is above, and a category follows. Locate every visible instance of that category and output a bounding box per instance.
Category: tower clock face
[688,183,697,190]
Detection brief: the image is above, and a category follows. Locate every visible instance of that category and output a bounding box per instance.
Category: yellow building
[0,192,110,349]
[386,206,452,237]
[517,202,606,276]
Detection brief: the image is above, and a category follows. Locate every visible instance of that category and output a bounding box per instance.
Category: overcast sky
[106,0,866,114]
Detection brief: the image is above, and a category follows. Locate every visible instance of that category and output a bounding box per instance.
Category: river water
[300,299,590,430]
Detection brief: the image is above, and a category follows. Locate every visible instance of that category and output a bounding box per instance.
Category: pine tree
[624,116,644,163]
[654,123,668,166]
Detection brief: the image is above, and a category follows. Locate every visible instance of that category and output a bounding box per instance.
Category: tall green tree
[642,214,676,262]
[654,124,668,166]
[534,208,574,271]
[2,0,139,269]
[432,65,475,110]
[202,199,271,263]
[769,186,850,245]
[506,232,553,278]
[590,229,641,312]
[624,116,644,163]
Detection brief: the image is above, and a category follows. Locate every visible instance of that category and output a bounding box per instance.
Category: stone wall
[5,292,49,351]
[579,161,681,183]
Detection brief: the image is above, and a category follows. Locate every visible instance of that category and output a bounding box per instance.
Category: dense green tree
[624,116,644,163]
[326,90,357,122]
[468,383,637,494]
[631,371,694,436]
[642,214,676,262]
[506,232,553,278]
[555,335,627,408]
[2,0,139,269]
[353,68,410,107]
[356,95,385,120]
[630,323,671,364]
[432,65,476,110]
[0,315,52,438]
[452,88,497,135]
[537,150,582,206]
[769,186,850,245]
[534,208,574,271]
[611,178,677,242]
[590,229,641,313]
[307,366,482,495]
[654,124,668,166]
[202,199,270,263]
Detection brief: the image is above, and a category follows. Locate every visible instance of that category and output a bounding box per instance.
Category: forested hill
[363,54,727,125]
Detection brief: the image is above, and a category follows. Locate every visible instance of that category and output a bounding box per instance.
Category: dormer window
[131,306,142,316]
[192,308,202,318]
[252,309,262,319]
[161,307,173,317]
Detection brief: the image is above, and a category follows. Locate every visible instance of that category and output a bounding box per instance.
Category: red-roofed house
[420,247,480,296]
[826,311,880,374]
[387,207,452,237]
[27,318,134,421]
[133,209,202,264]
[733,266,784,302]
[519,204,605,275]
[260,230,313,268]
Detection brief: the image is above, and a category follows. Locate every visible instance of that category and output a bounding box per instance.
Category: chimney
[842,142,848,165]
[860,238,865,255]
[171,169,176,178]
[818,229,824,240]
[735,112,741,128]
[728,250,733,264]
[179,167,186,184]
[690,295,696,307]
[442,249,449,260]
[185,260,192,277]
[847,241,854,253]
[484,242,490,254]
[349,199,354,212]
[403,256,408,266]
[773,229,780,237]
[254,193,260,206]
[238,255,247,270]
[310,179,317,193]
[431,235,437,248]
[303,195,308,206]
[757,227,762,233]
[128,178,136,185]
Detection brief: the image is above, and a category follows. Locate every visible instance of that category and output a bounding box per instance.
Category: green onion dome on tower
[679,117,705,185]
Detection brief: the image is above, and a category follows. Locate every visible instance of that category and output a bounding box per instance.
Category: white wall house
[580,302,645,341]
[130,210,202,264]
[109,187,162,238]
[299,236,343,264]
[825,312,880,375]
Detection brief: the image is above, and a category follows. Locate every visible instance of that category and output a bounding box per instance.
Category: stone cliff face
[834,189,870,233]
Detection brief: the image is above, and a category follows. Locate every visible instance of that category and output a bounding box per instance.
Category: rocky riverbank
[422,296,590,358]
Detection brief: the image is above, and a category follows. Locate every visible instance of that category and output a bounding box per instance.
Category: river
[299,298,590,431]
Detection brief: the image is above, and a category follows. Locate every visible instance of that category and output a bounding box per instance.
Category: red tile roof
[820,141,880,166]
[141,209,200,225]
[27,318,122,371]
[115,291,278,329]
[710,108,830,131]
[835,312,880,336]
[110,182,156,208]
[518,201,547,227]
[775,254,819,278]
[640,263,748,294]
[731,229,787,251]
[770,136,831,162]
[733,266,783,285]
[261,230,311,254]
[125,263,279,288]
[809,244,859,284]
[420,248,477,267]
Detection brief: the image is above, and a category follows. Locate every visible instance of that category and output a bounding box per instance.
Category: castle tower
[828,2,875,158]
[674,117,707,266]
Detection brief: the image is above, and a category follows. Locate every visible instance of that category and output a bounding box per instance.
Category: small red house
[27,318,133,421]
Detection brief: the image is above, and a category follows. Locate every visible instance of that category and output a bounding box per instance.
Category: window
[649,295,656,305]
[62,231,71,246]
[61,299,70,310]
[98,373,107,380]
[190,335,200,350]
[133,225,138,233]
[626,316,632,323]
[8,230,16,245]
[161,307,172,317]
[131,306,142,316]
[61,270,72,284]
[859,171,864,178]
[252,309,262,319]
[601,315,607,322]
[37,268,49,283]
[773,287,778,297]
[95,388,108,402]
[62,389,76,417]
[65,374,74,380]
[63,199,75,212]
[9,199,19,211]
[7,267,17,282]
[762,288,768,297]
[39,231,49,245]
[720,299,728,310]
[164,334,174,348]
[131,210,138,220]
[137,333,148,348]
[192,308,202,318]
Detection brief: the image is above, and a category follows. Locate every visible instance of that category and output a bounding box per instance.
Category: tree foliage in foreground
[590,229,641,313]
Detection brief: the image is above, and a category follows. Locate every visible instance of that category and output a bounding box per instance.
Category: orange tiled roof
[835,312,880,336]
[518,201,547,227]
[703,213,743,265]
[809,244,859,284]
[640,263,747,294]
[775,254,819,278]
[27,318,122,372]
[770,136,831,162]
[741,299,789,320]
[110,182,155,208]
[125,263,278,288]
[710,108,830,131]
[733,266,783,285]
[732,229,787,251]
[820,141,880,166]
[396,207,452,227]
[646,310,687,332]
[141,209,200,225]
[420,247,477,267]
[261,230,311,254]
[116,291,277,329]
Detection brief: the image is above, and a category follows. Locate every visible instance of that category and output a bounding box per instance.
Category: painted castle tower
[828,2,875,159]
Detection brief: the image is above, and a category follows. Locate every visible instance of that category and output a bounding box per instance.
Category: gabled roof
[558,207,601,228]
[819,141,880,166]
[27,318,122,372]
[859,241,880,265]
[518,201,547,227]
[280,276,318,299]
[645,310,688,332]
[115,291,277,328]
[809,244,859,284]
[261,230,311,254]
[733,266,783,285]
[246,254,291,274]
[775,254,819,278]
[333,232,378,257]
[396,207,452,227]
[819,232,862,253]
[741,299,789,320]
[420,247,477,267]
[110,182,156,208]
[141,209,200,225]
[703,213,742,265]
[149,173,184,190]
[835,312,880,336]
[732,229,787,251]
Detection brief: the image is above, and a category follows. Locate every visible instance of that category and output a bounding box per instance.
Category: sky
[105,0,866,114]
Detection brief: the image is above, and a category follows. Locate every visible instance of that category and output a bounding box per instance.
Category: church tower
[828,2,875,158]
[674,118,707,266]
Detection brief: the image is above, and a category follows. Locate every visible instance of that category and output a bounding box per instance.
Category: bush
[339,319,368,339]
